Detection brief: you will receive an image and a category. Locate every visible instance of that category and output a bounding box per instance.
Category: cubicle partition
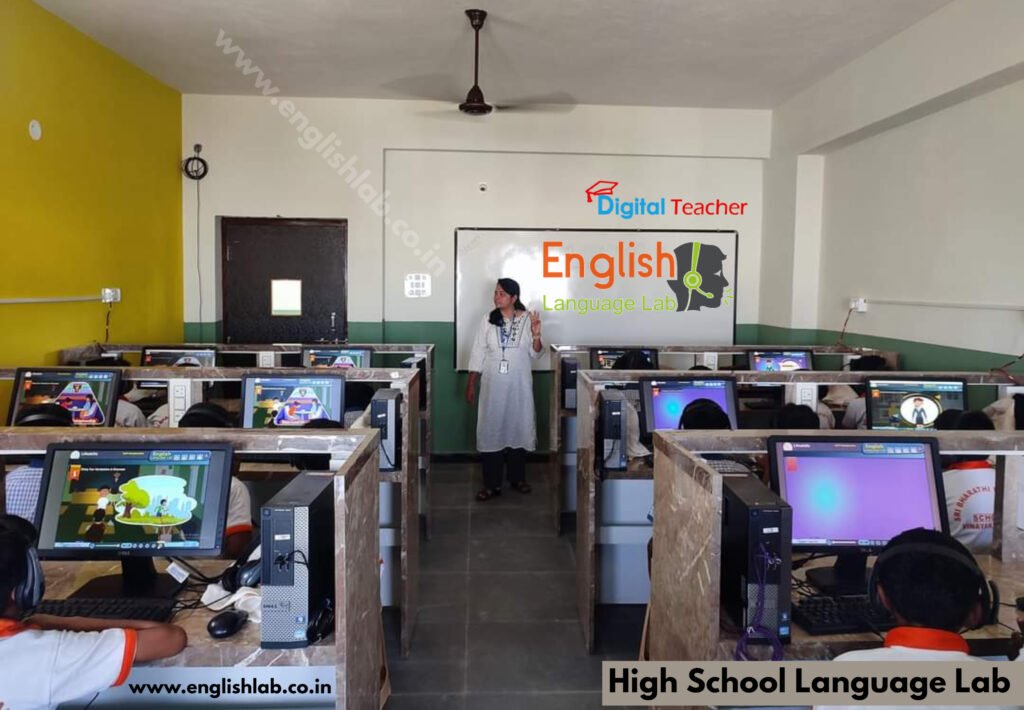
[58,342,436,537]
[548,344,899,533]
[0,365,423,656]
[0,427,383,710]
[647,429,1024,669]
[574,368,1020,653]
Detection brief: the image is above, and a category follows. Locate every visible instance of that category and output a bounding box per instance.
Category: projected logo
[666,242,734,312]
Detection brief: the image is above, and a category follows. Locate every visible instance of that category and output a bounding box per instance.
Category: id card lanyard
[497,315,518,374]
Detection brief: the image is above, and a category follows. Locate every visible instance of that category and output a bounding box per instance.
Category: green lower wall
[183,320,1020,453]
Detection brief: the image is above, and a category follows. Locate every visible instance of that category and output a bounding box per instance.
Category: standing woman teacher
[466,278,544,501]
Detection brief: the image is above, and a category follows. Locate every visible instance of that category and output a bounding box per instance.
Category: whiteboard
[455,229,738,370]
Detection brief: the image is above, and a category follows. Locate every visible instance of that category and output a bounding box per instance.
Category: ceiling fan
[454,8,573,116]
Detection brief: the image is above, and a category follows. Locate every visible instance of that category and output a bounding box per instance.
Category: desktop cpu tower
[720,475,792,644]
[261,473,336,649]
[561,359,578,409]
[370,389,402,471]
[599,390,628,471]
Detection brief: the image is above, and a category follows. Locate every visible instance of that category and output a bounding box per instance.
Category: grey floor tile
[431,508,470,537]
[470,508,557,538]
[388,660,466,695]
[467,622,602,693]
[386,693,466,710]
[465,692,608,710]
[468,572,576,623]
[390,621,466,662]
[418,572,469,624]
[469,536,574,572]
[421,534,470,572]
[432,482,474,508]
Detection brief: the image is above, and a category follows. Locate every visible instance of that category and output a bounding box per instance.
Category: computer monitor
[638,377,739,442]
[748,350,813,372]
[8,368,121,427]
[141,347,217,368]
[865,378,967,431]
[241,375,345,428]
[301,347,372,369]
[768,436,947,595]
[589,348,659,370]
[35,442,234,598]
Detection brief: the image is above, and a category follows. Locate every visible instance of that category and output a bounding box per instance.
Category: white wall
[819,78,1024,356]
[181,97,770,324]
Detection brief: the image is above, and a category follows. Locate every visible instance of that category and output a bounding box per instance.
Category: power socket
[849,298,868,313]
[100,288,121,303]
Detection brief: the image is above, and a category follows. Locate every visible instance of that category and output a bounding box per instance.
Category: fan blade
[379,73,463,102]
[493,92,577,113]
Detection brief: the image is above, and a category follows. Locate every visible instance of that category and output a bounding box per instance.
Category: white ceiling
[35,0,951,109]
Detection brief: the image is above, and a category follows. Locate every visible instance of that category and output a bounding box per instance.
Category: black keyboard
[35,597,176,622]
[793,595,895,635]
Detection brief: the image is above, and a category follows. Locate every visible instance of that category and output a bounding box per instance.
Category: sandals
[511,481,532,494]
[476,488,502,502]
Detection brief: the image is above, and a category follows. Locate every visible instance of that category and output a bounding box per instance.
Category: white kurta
[468,313,543,452]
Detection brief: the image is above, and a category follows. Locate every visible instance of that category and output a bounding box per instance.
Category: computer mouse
[207,609,249,639]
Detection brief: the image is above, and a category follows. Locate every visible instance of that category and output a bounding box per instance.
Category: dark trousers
[481,448,526,490]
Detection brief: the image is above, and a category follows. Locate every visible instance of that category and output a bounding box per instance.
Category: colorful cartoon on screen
[250,383,331,428]
[21,379,110,426]
[54,460,205,548]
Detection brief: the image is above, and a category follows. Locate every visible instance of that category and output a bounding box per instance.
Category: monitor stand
[805,553,872,597]
[69,558,184,600]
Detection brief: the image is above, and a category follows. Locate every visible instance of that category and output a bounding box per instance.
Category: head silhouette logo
[667,242,734,311]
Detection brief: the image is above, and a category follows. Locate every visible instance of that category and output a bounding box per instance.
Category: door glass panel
[271,279,302,316]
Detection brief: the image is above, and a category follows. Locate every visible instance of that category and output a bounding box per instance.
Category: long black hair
[488,277,527,326]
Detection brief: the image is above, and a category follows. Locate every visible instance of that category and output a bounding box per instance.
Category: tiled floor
[383,462,645,709]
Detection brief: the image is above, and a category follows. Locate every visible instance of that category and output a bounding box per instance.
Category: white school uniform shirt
[841,397,868,429]
[114,399,148,428]
[817,627,1019,710]
[623,401,651,459]
[147,403,170,428]
[943,461,995,554]
[468,313,543,452]
[0,619,137,710]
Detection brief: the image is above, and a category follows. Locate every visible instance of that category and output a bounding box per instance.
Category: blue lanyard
[498,316,519,357]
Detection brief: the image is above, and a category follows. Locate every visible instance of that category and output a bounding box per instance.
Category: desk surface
[41,560,336,668]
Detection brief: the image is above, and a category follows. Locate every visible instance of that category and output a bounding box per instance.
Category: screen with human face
[866,379,966,430]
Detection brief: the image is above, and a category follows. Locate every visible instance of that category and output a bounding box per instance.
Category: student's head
[85,357,133,396]
[873,528,988,631]
[679,398,731,430]
[946,410,996,465]
[611,350,655,371]
[0,515,40,616]
[92,509,106,522]
[933,408,964,431]
[345,383,375,413]
[850,355,889,395]
[289,418,345,471]
[688,365,712,372]
[13,403,73,427]
[177,402,236,428]
[772,403,820,430]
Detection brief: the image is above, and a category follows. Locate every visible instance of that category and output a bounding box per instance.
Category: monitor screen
[241,375,345,428]
[768,437,946,552]
[865,379,967,431]
[748,350,813,372]
[8,368,121,427]
[301,347,372,369]
[589,348,659,370]
[639,377,738,436]
[35,443,233,558]
[141,348,217,368]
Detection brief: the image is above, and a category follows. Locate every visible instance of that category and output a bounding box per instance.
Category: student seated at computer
[175,404,254,558]
[610,349,657,460]
[772,403,821,430]
[0,515,187,708]
[146,361,202,428]
[940,411,997,554]
[840,355,890,429]
[84,357,147,428]
[984,392,1024,432]
[5,404,73,521]
[678,399,755,475]
[817,528,1015,710]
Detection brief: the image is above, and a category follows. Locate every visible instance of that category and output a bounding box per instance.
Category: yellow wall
[0,0,182,410]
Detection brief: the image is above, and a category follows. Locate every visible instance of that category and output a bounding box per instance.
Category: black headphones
[178,403,236,429]
[869,542,998,630]
[0,515,44,613]
[220,537,262,593]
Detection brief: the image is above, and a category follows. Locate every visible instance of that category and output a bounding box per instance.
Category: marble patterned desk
[647,430,1024,669]
[2,428,383,710]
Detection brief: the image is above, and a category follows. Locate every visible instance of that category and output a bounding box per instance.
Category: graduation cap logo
[585,180,618,203]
